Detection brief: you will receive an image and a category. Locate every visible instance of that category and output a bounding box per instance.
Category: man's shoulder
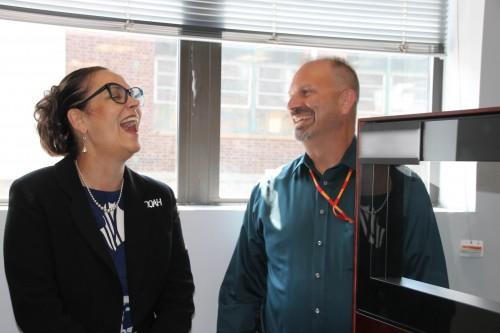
[394,165,425,185]
[393,165,431,208]
[258,154,303,186]
[248,154,304,202]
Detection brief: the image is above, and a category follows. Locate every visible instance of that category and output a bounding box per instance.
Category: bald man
[217,58,448,332]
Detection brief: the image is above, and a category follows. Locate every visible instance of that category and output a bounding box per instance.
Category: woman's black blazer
[4,155,195,333]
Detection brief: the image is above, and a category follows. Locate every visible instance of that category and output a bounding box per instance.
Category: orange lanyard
[309,168,354,223]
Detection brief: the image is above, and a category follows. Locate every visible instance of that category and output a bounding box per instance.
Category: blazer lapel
[54,156,117,275]
[123,168,151,292]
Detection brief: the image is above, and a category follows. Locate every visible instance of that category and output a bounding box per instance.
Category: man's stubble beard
[294,128,312,142]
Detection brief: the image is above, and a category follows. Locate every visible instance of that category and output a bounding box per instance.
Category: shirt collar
[292,137,357,175]
[342,137,357,170]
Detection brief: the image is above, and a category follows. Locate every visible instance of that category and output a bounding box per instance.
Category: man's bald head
[300,57,359,111]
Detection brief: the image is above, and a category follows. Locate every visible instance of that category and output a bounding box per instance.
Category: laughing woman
[4,67,195,333]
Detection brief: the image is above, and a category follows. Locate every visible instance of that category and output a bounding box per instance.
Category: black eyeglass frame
[72,82,144,109]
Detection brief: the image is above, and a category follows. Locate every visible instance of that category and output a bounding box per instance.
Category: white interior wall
[479,0,500,108]
[180,207,245,333]
[442,0,484,111]
[0,209,17,333]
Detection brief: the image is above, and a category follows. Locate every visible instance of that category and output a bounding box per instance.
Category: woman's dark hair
[34,66,107,156]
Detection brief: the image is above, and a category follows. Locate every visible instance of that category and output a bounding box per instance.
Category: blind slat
[0,0,447,54]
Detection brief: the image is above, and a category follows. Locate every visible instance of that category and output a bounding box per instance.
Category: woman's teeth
[120,117,139,132]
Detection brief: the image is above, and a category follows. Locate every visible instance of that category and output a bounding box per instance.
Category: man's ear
[67,108,87,134]
[339,89,357,115]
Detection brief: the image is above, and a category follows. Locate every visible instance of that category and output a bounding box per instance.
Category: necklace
[74,160,124,214]
[360,195,388,215]
[359,165,390,248]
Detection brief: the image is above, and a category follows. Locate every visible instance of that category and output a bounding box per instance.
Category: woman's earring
[82,134,88,153]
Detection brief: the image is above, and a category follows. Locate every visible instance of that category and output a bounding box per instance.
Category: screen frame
[354,106,500,332]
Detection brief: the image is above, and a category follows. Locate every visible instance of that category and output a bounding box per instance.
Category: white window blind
[0,0,447,53]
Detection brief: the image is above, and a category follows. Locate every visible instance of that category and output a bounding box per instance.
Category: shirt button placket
[313,179,327,327]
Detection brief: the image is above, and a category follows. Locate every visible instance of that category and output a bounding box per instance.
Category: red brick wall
[220,136,303,173]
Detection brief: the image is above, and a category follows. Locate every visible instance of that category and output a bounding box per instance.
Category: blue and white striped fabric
[85,189,134,333]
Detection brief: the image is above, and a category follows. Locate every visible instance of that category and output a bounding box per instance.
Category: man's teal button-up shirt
[218,139,357,333]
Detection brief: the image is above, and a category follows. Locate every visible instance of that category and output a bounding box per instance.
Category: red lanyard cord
[309,168,354,223]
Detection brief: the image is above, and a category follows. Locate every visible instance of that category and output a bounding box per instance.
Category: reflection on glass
[436,161,500,305]
[360,164,449,287]
[434,161,477,212]
[357,113,500,331]
[362,161,500,306]
[360,163,454,331]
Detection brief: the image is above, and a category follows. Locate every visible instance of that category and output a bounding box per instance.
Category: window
[153,42,179,133]
[220,61,252,133]
[0,19,64,200]
[0,19,179,199]
[219,42,434,199]
[0,1,447,203]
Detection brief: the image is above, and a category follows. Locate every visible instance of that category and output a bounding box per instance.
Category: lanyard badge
[309,168,354,223]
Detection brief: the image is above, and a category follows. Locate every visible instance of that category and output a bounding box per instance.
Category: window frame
[0,9,444,205]
[179,44,443,204]
[153,54,179,134]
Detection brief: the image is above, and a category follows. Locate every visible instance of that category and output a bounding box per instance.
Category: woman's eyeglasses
[73,83,144,109]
